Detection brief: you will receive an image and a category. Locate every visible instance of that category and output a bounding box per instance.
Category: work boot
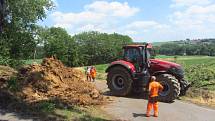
[154,114,158,117]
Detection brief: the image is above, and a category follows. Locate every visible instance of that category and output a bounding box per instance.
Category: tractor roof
[123,43,152,48]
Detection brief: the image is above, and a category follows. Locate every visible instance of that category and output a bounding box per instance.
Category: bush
[38,102,56,113]
[8,59,24,69]
[0,56,24,69]
[185,63,215,89]
[0,56,11,65]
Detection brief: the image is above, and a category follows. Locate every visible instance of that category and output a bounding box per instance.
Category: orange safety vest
[149,81,163,97]
[90,68,96,78]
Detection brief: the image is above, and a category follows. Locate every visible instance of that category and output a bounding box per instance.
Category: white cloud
[123,30,138,35]
[52,11,106,28]
[166,0,215,41]
[76,24,108,32]
[126,21,169,32]
[186,5,215,15]
[170,4,215,28]
[126,21,158,29]
[84,1,139,17]
[171,0,211,7]
[51,1,140,35]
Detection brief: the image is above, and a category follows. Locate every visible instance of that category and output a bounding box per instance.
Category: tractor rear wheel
[107,66,132,96]
[156,74,180,102]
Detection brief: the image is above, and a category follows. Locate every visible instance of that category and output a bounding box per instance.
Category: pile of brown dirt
[0,66,17,88]
[13,58,103,106]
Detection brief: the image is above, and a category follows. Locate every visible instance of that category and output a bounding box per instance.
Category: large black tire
[179,79,190,96]
[156,74,180,102]
[107,66,132,96]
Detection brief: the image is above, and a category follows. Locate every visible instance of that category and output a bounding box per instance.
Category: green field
[158,55,215,67]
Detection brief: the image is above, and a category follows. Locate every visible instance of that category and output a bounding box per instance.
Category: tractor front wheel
[156,74,180,102]
[107,66,132,96]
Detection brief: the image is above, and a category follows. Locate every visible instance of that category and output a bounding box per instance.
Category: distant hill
[153,38,215,56]
[153,38,215,46]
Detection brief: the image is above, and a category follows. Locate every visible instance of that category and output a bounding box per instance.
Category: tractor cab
[123,44,151,72]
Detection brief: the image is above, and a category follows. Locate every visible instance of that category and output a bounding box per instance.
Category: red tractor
[106,44,190,102]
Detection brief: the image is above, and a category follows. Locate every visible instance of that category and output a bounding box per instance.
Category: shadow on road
[103,91,148,99]
[132,113,148,118]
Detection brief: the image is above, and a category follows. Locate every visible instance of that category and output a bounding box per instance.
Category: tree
[39,27,73,65]
[72,31,133,66]
[159,43,181,55]
[0,0,54,66]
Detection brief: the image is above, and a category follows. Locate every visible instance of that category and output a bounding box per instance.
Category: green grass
[155,55,215,67]
[155,55,208,59]
[23,59,42,65]
[94,64,108,73]
[155,55,176,59]
[177,57,215,67]
[54,106,111,121]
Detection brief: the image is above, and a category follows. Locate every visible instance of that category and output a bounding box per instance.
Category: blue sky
[40,0,215,42]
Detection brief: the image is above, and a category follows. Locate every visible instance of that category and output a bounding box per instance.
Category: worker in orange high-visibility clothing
[90,66,96,82]
[146,76,163,117]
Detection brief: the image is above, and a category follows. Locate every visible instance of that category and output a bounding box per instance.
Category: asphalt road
[95,81,215,121]
[0,109,33,121]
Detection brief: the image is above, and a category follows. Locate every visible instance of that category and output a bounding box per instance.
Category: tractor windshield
[123,46,150,72]
[124,48,140,62]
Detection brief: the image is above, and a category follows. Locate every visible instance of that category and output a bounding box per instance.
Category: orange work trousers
[146,102,158,116]
[146,96,158,117]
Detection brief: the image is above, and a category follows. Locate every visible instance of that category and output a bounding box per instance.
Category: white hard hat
[151,76,156,81]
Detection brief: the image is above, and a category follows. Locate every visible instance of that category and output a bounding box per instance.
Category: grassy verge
[23,59,42,65]
[54,106,111,121]
[180,88,215,109]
